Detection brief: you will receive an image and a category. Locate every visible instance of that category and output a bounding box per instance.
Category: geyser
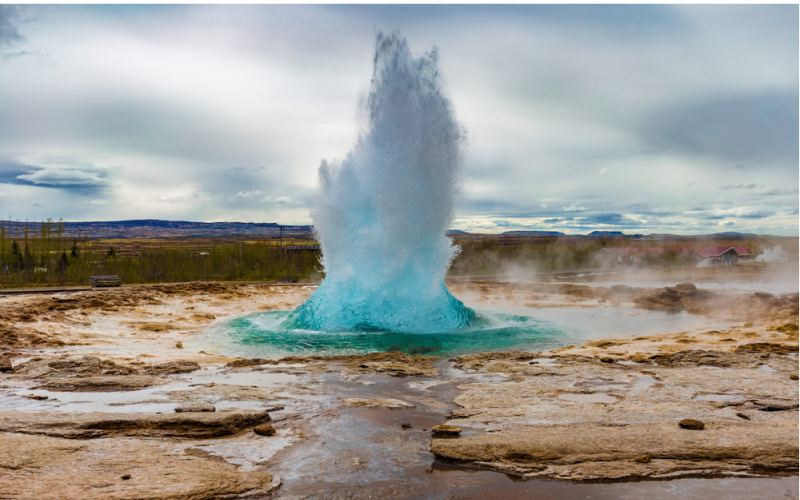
[288,32,475,333]
[191,32,570,358]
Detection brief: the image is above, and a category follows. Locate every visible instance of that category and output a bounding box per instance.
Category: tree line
[0,219,319,288]
[1,218,791,287]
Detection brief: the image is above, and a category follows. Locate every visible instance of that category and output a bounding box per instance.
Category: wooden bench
[91,275,121,287]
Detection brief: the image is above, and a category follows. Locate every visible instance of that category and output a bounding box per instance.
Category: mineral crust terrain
[0,267,797,498]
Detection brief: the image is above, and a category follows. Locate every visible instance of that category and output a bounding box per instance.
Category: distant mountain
[4,219,314,239]
[587,231,626,237]
[501,231,566,237]
[2,219,773,240]
[711,231,753,238]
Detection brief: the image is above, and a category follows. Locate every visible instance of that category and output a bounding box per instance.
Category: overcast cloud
[0,5,797,235]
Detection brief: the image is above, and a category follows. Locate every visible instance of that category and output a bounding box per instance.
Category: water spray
[288,32,475,333]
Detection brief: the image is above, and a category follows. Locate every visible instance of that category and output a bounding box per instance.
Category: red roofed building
[597,246,754,266]
[696,246,754,265]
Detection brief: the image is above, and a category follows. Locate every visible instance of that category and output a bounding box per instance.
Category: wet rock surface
[13,355,138,378]
[174,403,215,413]
[0,353,11,372]
[0,275,797,498]
[736,342,799,354]
[254,423,276,436]
[166,383,282,403]
[432,424,797,480]
[144,360,201,375]
[33,375,166,391]
[0,410,272,439]
[341,397,415,409]
[226,351,438,377]
[678,418,705,430]
[0,433,274,500]
[647,350,784,369]
[431,424,461,435]
[433,347,798,481]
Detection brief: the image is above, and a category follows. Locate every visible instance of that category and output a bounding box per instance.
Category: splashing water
[190,33,569,358]
[289,32,475,334]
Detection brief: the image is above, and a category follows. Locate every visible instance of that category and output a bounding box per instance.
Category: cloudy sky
[0,5,797,235]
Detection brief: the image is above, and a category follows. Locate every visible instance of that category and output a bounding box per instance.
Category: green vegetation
[449,238,604,275]
[0,219,319,288]
[1,218,795,287]
[448,236,798,276]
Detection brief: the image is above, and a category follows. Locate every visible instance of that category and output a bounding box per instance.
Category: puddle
[694,394,749,403]
[574,375,657,392]
[188,428,300,472]
[178,367,298,387]
[0,381,187,412]
[407,380,449,391]
[435,360,509,384]
[275,392,331,402]
[0,366,300,413]
[527,358,560,367]
[263,364,797,500]
[478,306,739,347]
[558,392,619,404]
[757,364,777,372]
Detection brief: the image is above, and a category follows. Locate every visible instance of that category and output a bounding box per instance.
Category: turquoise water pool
[185,309,569,359]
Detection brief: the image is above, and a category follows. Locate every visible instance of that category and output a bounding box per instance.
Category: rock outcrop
[0,410,272,439]
[33,375,165,392]
[341,398,415,409]
[432,424,798,480]
[0,353,12,372]
[13,355,137,378]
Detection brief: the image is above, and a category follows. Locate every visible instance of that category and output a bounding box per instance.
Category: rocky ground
[0,268,797,499]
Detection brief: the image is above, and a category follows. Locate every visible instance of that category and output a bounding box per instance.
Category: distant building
[283,245,320,254]
[596,246,754,266]
[696,246,755,265]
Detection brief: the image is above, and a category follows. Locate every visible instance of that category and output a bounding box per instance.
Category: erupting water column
[290,32,476,334]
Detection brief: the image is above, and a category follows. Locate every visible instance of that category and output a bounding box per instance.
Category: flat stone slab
[431,423,799,480]
[432,424,461,435]
[0,433,274,499]
[145,361,201,375]
[0,354,12,372]
[341,397,415,409]
[0,410,272,439]
[33,375,165,391]
[13,355,137,378]
[174,403,216,413]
